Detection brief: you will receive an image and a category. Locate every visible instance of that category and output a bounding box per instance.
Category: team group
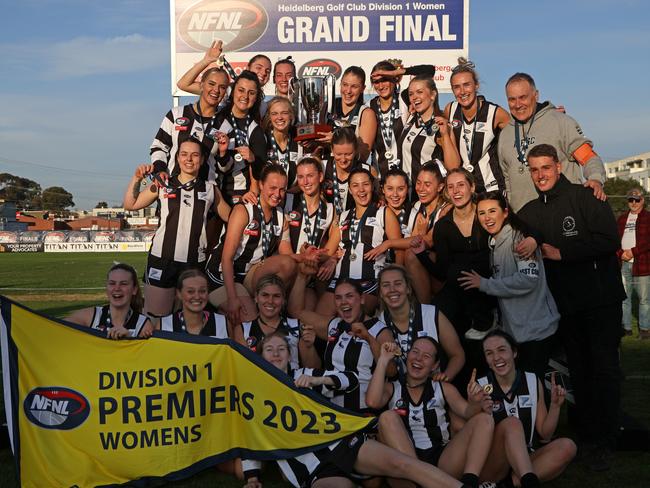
[65,39,630,487]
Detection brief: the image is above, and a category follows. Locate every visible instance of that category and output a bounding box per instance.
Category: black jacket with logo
[518,175,625,315]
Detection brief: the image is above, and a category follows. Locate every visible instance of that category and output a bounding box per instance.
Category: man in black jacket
[518,144,625,471]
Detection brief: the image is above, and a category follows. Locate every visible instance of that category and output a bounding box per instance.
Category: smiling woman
[123,138,231,317]
[64,263,153,340]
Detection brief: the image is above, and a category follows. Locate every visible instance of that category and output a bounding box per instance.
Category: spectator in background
[617,187,650,339]
[498,73,606,211]
[518,144,625,472]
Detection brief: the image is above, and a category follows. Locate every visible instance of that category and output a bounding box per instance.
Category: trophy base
[295,123,332,141]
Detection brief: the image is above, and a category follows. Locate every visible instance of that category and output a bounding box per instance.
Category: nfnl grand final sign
[170,0,469,95]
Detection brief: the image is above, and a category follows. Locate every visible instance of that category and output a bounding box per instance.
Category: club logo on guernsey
[177,0,269,52]
[244,219,259,236]
[298,59,343,79]
[288,210,301,227]
[24,387,90,430]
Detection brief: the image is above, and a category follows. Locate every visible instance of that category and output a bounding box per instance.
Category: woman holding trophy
[322,66,377,162]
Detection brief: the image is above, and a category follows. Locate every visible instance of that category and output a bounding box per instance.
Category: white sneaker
[464,327,491,340]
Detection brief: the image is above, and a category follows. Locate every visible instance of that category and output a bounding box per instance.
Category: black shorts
[204,253,246,291]
[310,432,367,484]
[327,278,378,295]
[144,254,201,289]
[416,444,445,467]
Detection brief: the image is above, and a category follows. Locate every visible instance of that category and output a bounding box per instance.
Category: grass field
[0,252,649,487]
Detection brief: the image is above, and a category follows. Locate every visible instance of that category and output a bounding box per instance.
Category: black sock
[520,472,540,488]
[460,473,479,488]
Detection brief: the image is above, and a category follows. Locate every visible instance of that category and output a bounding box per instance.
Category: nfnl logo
[299,59,342,79]
[24,387,90,430]
[178,0,269,52]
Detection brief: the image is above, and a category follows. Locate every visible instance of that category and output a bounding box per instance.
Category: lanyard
[217,55,237,81]
[257,197,272,257]
[270,131,291,174]
[514,112,537,167]
[379,89,399,154]
[301,195,323,246]
[460,97,483,164]
[229,114,251,147]
[332,163,343,215]
[349,205,372,259]
[104,307,133,329]
[178,311,209,334]
[384,305,417,360]
[415,112,438,136]
[195,100,216,139]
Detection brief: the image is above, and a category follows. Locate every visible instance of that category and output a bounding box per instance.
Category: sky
[1,0,649,209]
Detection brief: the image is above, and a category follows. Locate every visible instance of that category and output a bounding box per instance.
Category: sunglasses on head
[628,197,642,203]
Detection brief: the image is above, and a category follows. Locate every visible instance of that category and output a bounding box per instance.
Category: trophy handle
[325,74,336,120]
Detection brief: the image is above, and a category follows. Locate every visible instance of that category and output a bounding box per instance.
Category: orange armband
[572,143,598,166]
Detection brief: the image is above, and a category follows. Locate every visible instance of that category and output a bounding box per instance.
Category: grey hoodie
[479,223,559,343]
[498,101,606,211]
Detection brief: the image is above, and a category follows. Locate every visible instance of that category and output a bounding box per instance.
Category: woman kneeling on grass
[242,332,477,488]
[477,331,576,487]
[65,263,153,339]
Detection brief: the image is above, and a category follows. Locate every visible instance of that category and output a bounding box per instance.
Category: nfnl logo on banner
[171,0,469,96]
[0,297,373,487]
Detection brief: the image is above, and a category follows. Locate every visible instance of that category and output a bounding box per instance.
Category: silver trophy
[290,75,336,141]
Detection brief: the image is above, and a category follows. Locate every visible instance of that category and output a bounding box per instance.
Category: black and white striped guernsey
[449,97,505,193]
[369,94,410,179]
[372,303,440,359]
[388,378,451,450]
[159,311,229,338]
[335,204,388,282]
[149,177,214,263]
[283,193,334,252]
[205,202,285,284]
[264,133,302,188]
[292,367,360,403]
[208,112,267,204]
[90,306,149,337]
[477,371,538,447]
[150,104,218,183]
[322,159,371,216]
[323,317,387,412]
[397,115,444,195]
[242,433,366,487]
[242,317,301,369]
[332,98,371,136]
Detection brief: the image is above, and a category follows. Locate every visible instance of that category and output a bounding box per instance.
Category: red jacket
[617,208,650,276]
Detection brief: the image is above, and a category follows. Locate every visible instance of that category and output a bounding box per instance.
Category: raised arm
[536,375,564,441]
[366,342,399,409]
[123,164,158,211]
[287,264,332,338]
[176,40,223,95]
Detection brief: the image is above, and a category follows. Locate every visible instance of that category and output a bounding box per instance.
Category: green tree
[95,201,108,208]
[604,177,642,217]
[0,173,41,210]
[41,186,75,211]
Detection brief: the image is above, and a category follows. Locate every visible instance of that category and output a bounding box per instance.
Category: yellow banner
[0,298,373,487]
